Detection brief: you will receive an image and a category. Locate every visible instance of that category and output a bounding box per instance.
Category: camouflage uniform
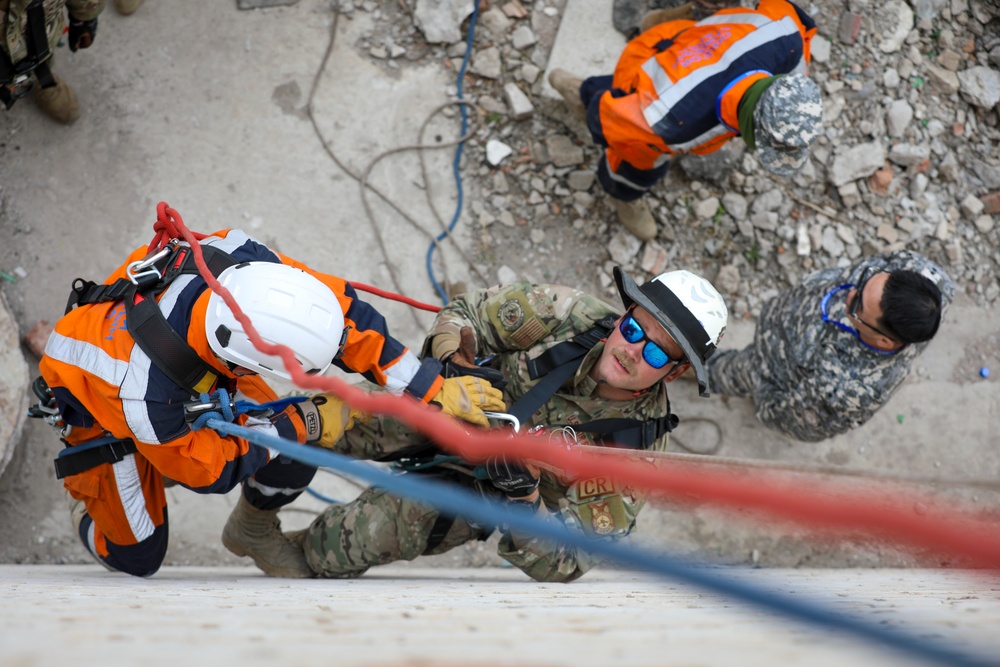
[707,250,954,442]
[303,281,673,582]
[1,0,104,65]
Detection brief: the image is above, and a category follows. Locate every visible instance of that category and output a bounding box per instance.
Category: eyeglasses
[618,313,680,369]
[821,284,901,356]
[849,267,898,340]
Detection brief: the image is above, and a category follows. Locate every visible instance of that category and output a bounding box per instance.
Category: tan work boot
[548,68,584,109]
[639,3,696,32]
[613,198,657,241]
[222,495,315,578]
[115,0,145,15]
[33,77,79,125]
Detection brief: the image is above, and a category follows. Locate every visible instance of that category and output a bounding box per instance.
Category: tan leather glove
[430,376,506,427]
[295,394,368,448]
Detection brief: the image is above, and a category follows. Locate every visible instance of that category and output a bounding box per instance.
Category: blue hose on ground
[209,418,993,667]
[425,2,480,304]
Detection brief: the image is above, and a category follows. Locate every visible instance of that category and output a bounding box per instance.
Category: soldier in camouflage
[707,250,954,442]
[1,0,104,124]
[301,267,729,582]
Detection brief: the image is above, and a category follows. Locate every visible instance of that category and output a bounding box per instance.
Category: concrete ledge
[3,565,998,667]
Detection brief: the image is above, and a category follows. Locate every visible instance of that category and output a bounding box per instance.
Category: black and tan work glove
[483,453,540,496]
[68,16,98,52]
[430,376,505,428]
[294,394,367,448]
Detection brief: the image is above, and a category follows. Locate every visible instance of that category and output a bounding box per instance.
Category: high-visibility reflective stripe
[384,352,422,394]
[696,12,773,27]
[114,454,156,541]
[642,17,801,130]
[604,159,652,191]
[642,56,674,102]
[44,332,129,387]
[668,124,732,152]
[246,475,308,498]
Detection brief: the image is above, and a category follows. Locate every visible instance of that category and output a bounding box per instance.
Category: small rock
[545,135,584,168]
[877,223,899,243]
[811,35,831,63]
[836,223,857,246]
[886,100,913,137]
[829,142,886,187]
[937,49,963,71]
[501,0,527,19]
[414,0,475,43]
[838,11,862,44]
[822,226,846,257]
[640,242,669,275]
[608,229,643,265]
[519,64,541,84]
[503,82,534,120]
[838,181,862,207]
[510,25,537,51]
[868,165,894,195]
[715,265,741,294]
[960,194,985,219]
[974,215,995,233]
[694,196,720,220]
[486,139,513,166]
[529,229,546,244]
[497,264,519,283]
[795,223,811,256]
[879,0,913,54]
[925,64,960,94]
[888,143,931,167]
[567,170,595,191]
[721,192,748,220]
[471,46,502,80]
[957,66,1000,109]
[883,68,901,88]
[982,191,1000,215]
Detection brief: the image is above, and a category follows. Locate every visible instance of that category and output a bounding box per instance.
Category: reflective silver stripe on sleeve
[383,350,423,395]
[695,12,773,27]
[43,331,129,386]
[667,123,732,152]
[642,17,801,130]
[603,159,653,192]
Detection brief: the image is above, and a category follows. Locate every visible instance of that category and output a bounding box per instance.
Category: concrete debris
[486,139,513,166]
[414,0,475,44]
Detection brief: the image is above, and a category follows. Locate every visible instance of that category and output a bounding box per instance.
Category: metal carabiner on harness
[125,243,175,286]
[483,411,521,433]
[26,376,71,437]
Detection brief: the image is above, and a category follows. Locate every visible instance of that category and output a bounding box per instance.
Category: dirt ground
[0,0,998,571]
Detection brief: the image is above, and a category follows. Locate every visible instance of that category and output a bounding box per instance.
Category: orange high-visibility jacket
[588,0,817,171]
[40,229,443,494]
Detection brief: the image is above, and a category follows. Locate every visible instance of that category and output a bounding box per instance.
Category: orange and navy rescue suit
[581,0,816,200]
[40,230,444,576]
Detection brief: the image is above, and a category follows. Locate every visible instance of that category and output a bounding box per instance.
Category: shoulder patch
[497,299,525,331]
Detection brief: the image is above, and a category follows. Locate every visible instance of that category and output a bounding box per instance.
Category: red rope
[350,282,442,312]
[158,202,1000,569]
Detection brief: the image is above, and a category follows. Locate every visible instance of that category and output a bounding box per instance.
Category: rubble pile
[341,0,999,318]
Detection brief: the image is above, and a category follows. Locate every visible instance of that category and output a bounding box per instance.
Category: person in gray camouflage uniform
[301,267,729,582]
[707,250,953,442]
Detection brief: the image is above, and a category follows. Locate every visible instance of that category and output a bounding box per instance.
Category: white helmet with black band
[614,267,728,397]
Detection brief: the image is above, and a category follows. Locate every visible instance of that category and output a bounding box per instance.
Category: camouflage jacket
[425,281,673,582]
[724,250,954,441]
[1,0,104,64]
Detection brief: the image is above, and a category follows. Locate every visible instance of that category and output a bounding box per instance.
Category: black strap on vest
[507,315,615,425]
[552,413,677,450]
[65,243,238,396]
[53,436,139,480]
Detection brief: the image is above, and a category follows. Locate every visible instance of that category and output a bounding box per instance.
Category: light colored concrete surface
[541,0,627,99]
[3,565,999,667]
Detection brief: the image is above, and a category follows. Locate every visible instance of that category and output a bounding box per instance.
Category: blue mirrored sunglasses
[618,314,678,369]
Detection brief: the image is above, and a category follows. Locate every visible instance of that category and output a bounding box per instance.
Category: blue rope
[208,417,993,667]
[425,1,480,304]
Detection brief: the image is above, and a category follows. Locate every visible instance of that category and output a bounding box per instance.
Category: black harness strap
[53,436,138,480]
[507,315,615,425]
[556,413,678,450]
[64,243,238,396]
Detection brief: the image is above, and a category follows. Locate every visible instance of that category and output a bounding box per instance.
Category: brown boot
[222,495,315,578]
[548,68,584,109]
[34,77,79,125]
[639,3,696,33]
[115,0,145,15]
[613,198,657,241]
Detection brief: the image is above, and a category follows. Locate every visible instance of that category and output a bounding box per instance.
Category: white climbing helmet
[614,267,728,397]
[205,262,346,382]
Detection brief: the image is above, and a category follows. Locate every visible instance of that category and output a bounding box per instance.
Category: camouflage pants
[301,414,490,578]
[705,348,757,399]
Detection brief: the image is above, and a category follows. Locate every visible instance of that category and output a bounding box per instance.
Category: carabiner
[126,244,173,286]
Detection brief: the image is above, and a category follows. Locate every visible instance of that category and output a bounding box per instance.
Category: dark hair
[878,270,943,344]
